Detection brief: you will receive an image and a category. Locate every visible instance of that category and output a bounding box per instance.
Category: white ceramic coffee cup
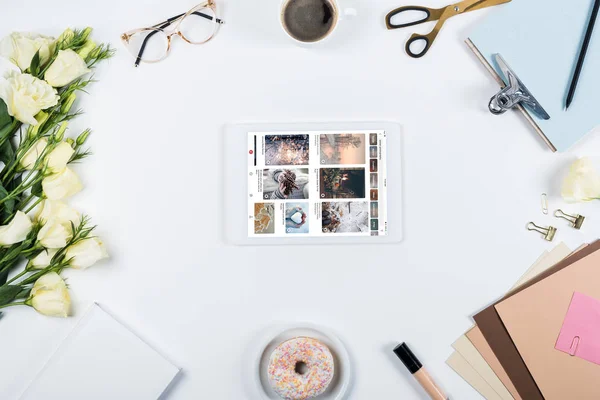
[280,0,349,45]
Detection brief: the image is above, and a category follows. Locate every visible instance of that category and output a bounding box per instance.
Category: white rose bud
[20,138,48,170]
[27,272,70,318]
[562,157,600,203]
[44,49,90,88]
[37,218,72,249]
[35,199,80,225]
[46,142,74,173]
[30,248,58,269]
[65,238,108,270]
[0,211,32,246]
[0,32,55,71]
[0,71,59,125]
[42,167,83,200]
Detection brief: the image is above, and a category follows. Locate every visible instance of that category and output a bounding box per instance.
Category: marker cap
[393,342,422,374]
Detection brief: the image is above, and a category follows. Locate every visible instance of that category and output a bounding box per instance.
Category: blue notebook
[467,0,600,152]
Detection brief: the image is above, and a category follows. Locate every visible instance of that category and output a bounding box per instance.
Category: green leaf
[15,288,31,300]
[0,138,15,166]
[31,180,43,197]
[6,175,21,193]
[0,99,11,131]
[0,285,23,306]
[29,50,41,77]
[0,183,14,216]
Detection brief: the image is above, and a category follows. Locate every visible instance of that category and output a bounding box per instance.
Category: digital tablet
[224,122,403,245]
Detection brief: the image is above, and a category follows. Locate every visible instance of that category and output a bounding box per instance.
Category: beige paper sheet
[446,352,503,400]
[467,327,521,400]
[447,243,572,399]
[495,247,600,399]
[452,335,514,399]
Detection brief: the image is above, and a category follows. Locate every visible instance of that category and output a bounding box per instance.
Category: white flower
[20,138,47,170]
[46,142,74,173]
[66,238,108,269]
[0,32,55,71]
[42,167,83,200]
[30,248,58,269]
[562,157,600,202]
[35,199,80,225]
[0,211,32,246]
[44,49,90,88]
[0,70,59,125]
[37,218,72,249]
[28,272,70,317]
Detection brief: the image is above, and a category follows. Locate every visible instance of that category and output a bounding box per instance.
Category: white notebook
[20,304,180,400]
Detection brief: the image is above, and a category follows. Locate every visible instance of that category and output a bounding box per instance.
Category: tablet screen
[247,130,388,238]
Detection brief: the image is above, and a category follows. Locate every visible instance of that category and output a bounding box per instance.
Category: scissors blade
[460,0,512,14]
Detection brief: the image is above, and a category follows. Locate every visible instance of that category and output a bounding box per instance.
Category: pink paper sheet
[555,292,600,365]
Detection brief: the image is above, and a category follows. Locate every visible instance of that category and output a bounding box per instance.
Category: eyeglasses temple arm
[135,11,224,67]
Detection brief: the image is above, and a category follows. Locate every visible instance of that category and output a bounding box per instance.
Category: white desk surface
[2,0,600,399]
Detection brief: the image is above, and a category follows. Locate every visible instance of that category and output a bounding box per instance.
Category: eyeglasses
[121,1,224,67]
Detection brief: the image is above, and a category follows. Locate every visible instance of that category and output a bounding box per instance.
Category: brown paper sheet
[467,326,521,400]
[473,242,600,399]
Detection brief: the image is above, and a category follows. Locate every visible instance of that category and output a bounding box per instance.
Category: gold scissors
[385,0,511,58]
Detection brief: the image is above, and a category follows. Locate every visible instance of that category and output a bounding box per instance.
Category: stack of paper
[447,244,566,398]
[449,241,600,399]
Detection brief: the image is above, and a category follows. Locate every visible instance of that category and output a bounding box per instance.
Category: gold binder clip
[554,209,585,230]
[527,222,557,241]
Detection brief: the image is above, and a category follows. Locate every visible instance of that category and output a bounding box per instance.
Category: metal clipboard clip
[489,54,551,120]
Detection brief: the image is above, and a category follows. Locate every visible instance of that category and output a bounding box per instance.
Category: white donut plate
[250,324,352,400]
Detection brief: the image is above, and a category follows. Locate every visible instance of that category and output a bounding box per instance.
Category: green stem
[16,193,35,211]
[0,301,26,310]
[20,269,49,286]
[5,269,28,285]
[0,174,44,206]
[0,121,20,148]
[23,197,43,214]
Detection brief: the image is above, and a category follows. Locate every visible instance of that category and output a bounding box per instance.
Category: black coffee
[282,0,337,43]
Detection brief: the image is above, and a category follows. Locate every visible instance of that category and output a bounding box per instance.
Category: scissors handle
[405,32,435,58]
[385,5,444,29]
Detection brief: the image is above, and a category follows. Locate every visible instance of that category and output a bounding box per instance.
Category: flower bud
[44,49,90,88]
[65,237,108,269]
[42,167,83,200]
[37,218,72,248]
[54,122,68,142]
[88,45,103,60]
[29,111,50,138]
[76,129,91,146]
[46,141,74,173]
[77,40,96,60]
[27,272,70,317]
[80,27,93,43]
[60,93,77,114]
[21,138,48,170]
[57,28,75,48]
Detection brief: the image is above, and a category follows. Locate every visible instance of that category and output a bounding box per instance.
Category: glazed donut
[268,337,335,400]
